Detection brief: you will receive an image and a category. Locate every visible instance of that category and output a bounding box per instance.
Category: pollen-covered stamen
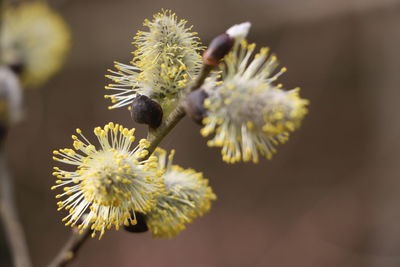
[52,123,163,239]
[105,62,141,110]
[146,148,216,238]
[202,41,309,163]
[124,212,149,233]
[105,10,203,112]
[133,10,203,98]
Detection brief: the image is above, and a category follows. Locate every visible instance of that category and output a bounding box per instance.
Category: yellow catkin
[104,10,203,112]
[0,2,70,87]
[146,148,216,238]
[202,41,309,163]
[52,123,163,239]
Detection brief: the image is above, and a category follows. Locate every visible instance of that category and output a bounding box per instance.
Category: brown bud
[8,60,24,75]
[123,212,148,233]
[203,33,234,66]
[130,95,163,129]
[184,89,208,125]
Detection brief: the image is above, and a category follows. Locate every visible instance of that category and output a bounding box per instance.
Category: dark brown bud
[130,95,163,129]
[123,212,148,233]
[203,33,234,66]
[184,89,208,125]
[8,60,24,75]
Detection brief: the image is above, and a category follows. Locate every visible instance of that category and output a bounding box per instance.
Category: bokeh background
[3,0,400,266]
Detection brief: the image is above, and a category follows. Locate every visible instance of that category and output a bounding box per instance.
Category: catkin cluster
[51,9,308,239]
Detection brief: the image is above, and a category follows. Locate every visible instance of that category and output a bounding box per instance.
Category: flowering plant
[0,6,308,267]
[50,9,308,265]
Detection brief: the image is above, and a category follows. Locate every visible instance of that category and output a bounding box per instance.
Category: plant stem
[144,106,186,158]
[0,147,33,267]
[47,228,92,267]
[190,64,213,92]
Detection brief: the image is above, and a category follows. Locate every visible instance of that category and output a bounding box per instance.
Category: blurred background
[2,0,400,266]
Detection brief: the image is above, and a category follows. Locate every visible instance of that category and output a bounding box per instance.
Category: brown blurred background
[3,0,400,266]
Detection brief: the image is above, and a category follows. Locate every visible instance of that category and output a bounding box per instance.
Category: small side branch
[47,228,92,267]
[190,64,213,91]
[145,106,186,158]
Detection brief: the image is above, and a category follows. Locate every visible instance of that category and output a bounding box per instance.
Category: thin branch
[190,64,213,93]
[0,47,31,267]
[47,228,91,267]
[145,106,186,157]
[0,147,32,267]
[0,3,32,264]
[142,63,213,160]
